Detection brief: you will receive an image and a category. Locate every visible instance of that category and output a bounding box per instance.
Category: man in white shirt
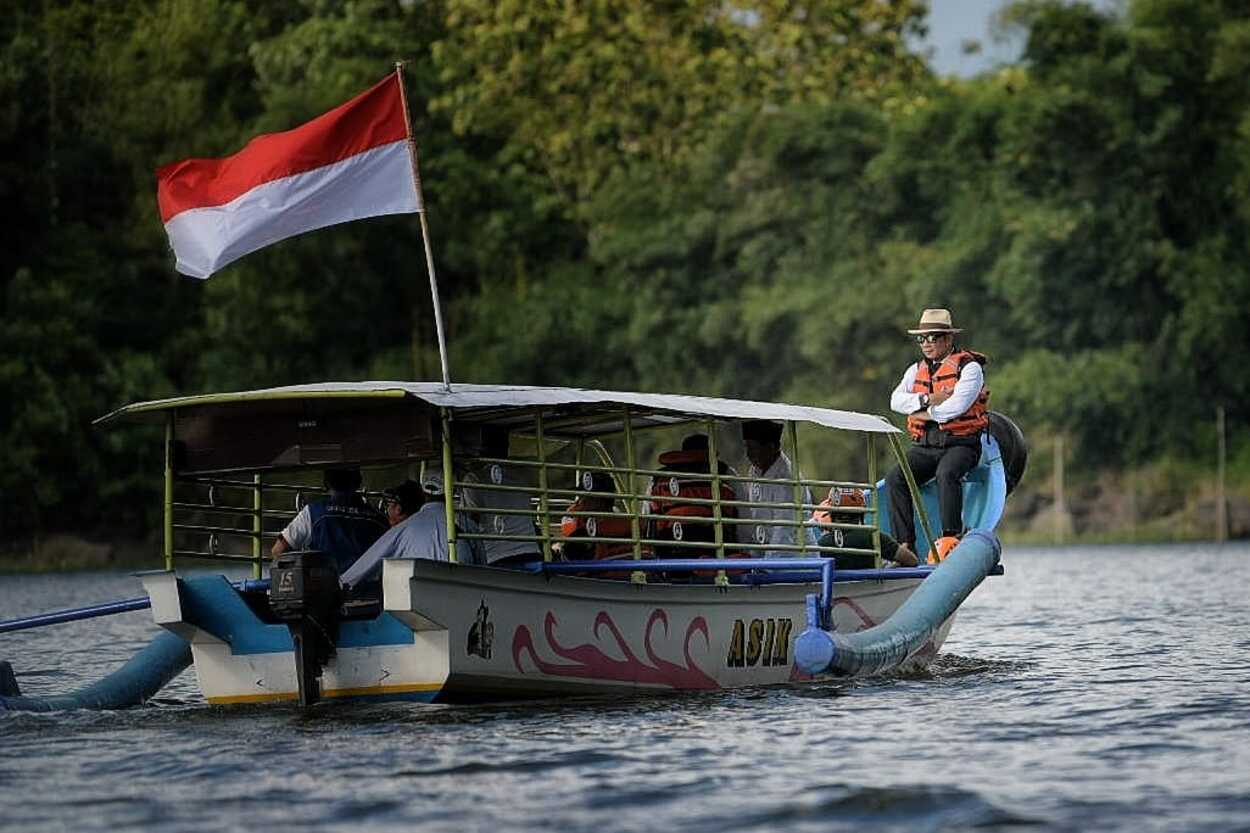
[886,308,989,561]
[459,426,541,567]
[339,481,482,592]
[740,420,818,558]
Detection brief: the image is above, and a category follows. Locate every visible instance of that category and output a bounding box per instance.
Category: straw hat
[907,308,963,335]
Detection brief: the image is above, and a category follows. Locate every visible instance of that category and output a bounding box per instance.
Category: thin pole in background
[1217,406,1227,544]
[394,62,451,390]
[1053,434,1065,545]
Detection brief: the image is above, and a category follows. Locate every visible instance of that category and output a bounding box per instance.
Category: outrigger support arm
[795,530,1001,676]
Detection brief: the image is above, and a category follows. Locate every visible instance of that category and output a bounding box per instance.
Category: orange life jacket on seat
[559,502,638,561]
[906,349,990,441]
[647,449,738,555]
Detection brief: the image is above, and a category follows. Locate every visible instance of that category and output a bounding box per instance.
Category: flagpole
[394,61,452,390]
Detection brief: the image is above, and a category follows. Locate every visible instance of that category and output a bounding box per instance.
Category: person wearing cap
[885,308,990,562]
[338,479,483,592]
[271,467,388,574]
[739,420,818,557]
[812,487,918,569]
[382,479,425,527]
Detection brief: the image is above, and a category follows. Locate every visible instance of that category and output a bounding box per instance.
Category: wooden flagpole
[1217,405,1227,544]
[394,62,452,390]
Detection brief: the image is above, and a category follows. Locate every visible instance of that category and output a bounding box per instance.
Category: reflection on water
[2,544,1249,832]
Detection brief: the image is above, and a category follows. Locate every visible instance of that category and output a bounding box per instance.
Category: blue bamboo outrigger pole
[0,579,271,635]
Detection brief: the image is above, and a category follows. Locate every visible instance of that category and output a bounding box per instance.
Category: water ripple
[4,547,1250,832]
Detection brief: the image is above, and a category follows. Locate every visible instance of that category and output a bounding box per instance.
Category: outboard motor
[269,551,341,706]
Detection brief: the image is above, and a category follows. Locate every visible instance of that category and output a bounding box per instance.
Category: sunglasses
[914,333,949,344]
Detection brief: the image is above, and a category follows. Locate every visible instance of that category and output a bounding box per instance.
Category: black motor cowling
[269,551,341,706]
[987,411,1028,495]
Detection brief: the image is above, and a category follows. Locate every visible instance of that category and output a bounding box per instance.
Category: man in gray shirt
[339,481,482,591]
[460,426,541,567]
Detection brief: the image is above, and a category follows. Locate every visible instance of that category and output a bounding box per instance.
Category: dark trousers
[886,443,980,545]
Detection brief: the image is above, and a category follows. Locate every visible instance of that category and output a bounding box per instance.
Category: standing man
[886,308,989,562]
[271,468,388,574]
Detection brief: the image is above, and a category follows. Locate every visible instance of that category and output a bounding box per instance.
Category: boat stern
[140,571,447,705]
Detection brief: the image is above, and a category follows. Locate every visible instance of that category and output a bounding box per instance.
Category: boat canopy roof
[96,381,899,436]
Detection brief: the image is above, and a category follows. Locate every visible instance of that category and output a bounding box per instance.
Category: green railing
[159,405,926,580]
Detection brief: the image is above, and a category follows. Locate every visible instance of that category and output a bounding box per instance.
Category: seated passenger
[559,472,637,563]
[339,480,483,592]
[271,467,388,574]
[647,433,738,559]
[382,479,424,527]
[739,420,818,557]
[813,487,918,569]
[460,426,542,569]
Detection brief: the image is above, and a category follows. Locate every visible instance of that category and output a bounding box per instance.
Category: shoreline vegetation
[5,2,1250,552]
[4,472,1243,574]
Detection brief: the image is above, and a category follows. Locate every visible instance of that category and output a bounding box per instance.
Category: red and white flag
[156,74,420,279]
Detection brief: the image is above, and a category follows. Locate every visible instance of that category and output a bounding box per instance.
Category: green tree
[432,0,929,209]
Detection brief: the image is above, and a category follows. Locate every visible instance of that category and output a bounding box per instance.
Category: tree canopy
[2,0,1248,544]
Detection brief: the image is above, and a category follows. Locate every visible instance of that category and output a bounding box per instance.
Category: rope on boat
[794,528,1001,676]
[0,631,191,712]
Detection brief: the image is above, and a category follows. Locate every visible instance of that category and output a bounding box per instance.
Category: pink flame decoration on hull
[512,608,720,689]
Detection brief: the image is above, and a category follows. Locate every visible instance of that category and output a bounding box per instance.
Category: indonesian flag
[156,74,420,279]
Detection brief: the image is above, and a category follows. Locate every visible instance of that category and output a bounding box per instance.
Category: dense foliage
[2,0,1247,543]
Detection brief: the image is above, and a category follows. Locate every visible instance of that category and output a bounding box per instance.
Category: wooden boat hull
[143,562,953,705]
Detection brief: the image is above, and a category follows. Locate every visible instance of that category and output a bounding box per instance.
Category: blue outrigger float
[0,382,1022,710]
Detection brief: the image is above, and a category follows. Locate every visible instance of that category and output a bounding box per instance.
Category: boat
[0,382,1021,709]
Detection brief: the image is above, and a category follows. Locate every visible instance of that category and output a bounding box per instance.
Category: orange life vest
[559,502,638,561]
[648,449,738,551]
[906,349,990,441]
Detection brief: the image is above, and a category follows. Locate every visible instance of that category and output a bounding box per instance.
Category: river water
[1,543,1248,832]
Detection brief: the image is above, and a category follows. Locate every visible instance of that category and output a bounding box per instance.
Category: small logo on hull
[467,600,494,659]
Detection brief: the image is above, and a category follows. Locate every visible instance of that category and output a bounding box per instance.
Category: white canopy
[96,381,900,435]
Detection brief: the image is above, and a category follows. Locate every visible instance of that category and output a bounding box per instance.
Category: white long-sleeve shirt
[461,464,540,564]
[740,452,819,557]
[890,358,985,423]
